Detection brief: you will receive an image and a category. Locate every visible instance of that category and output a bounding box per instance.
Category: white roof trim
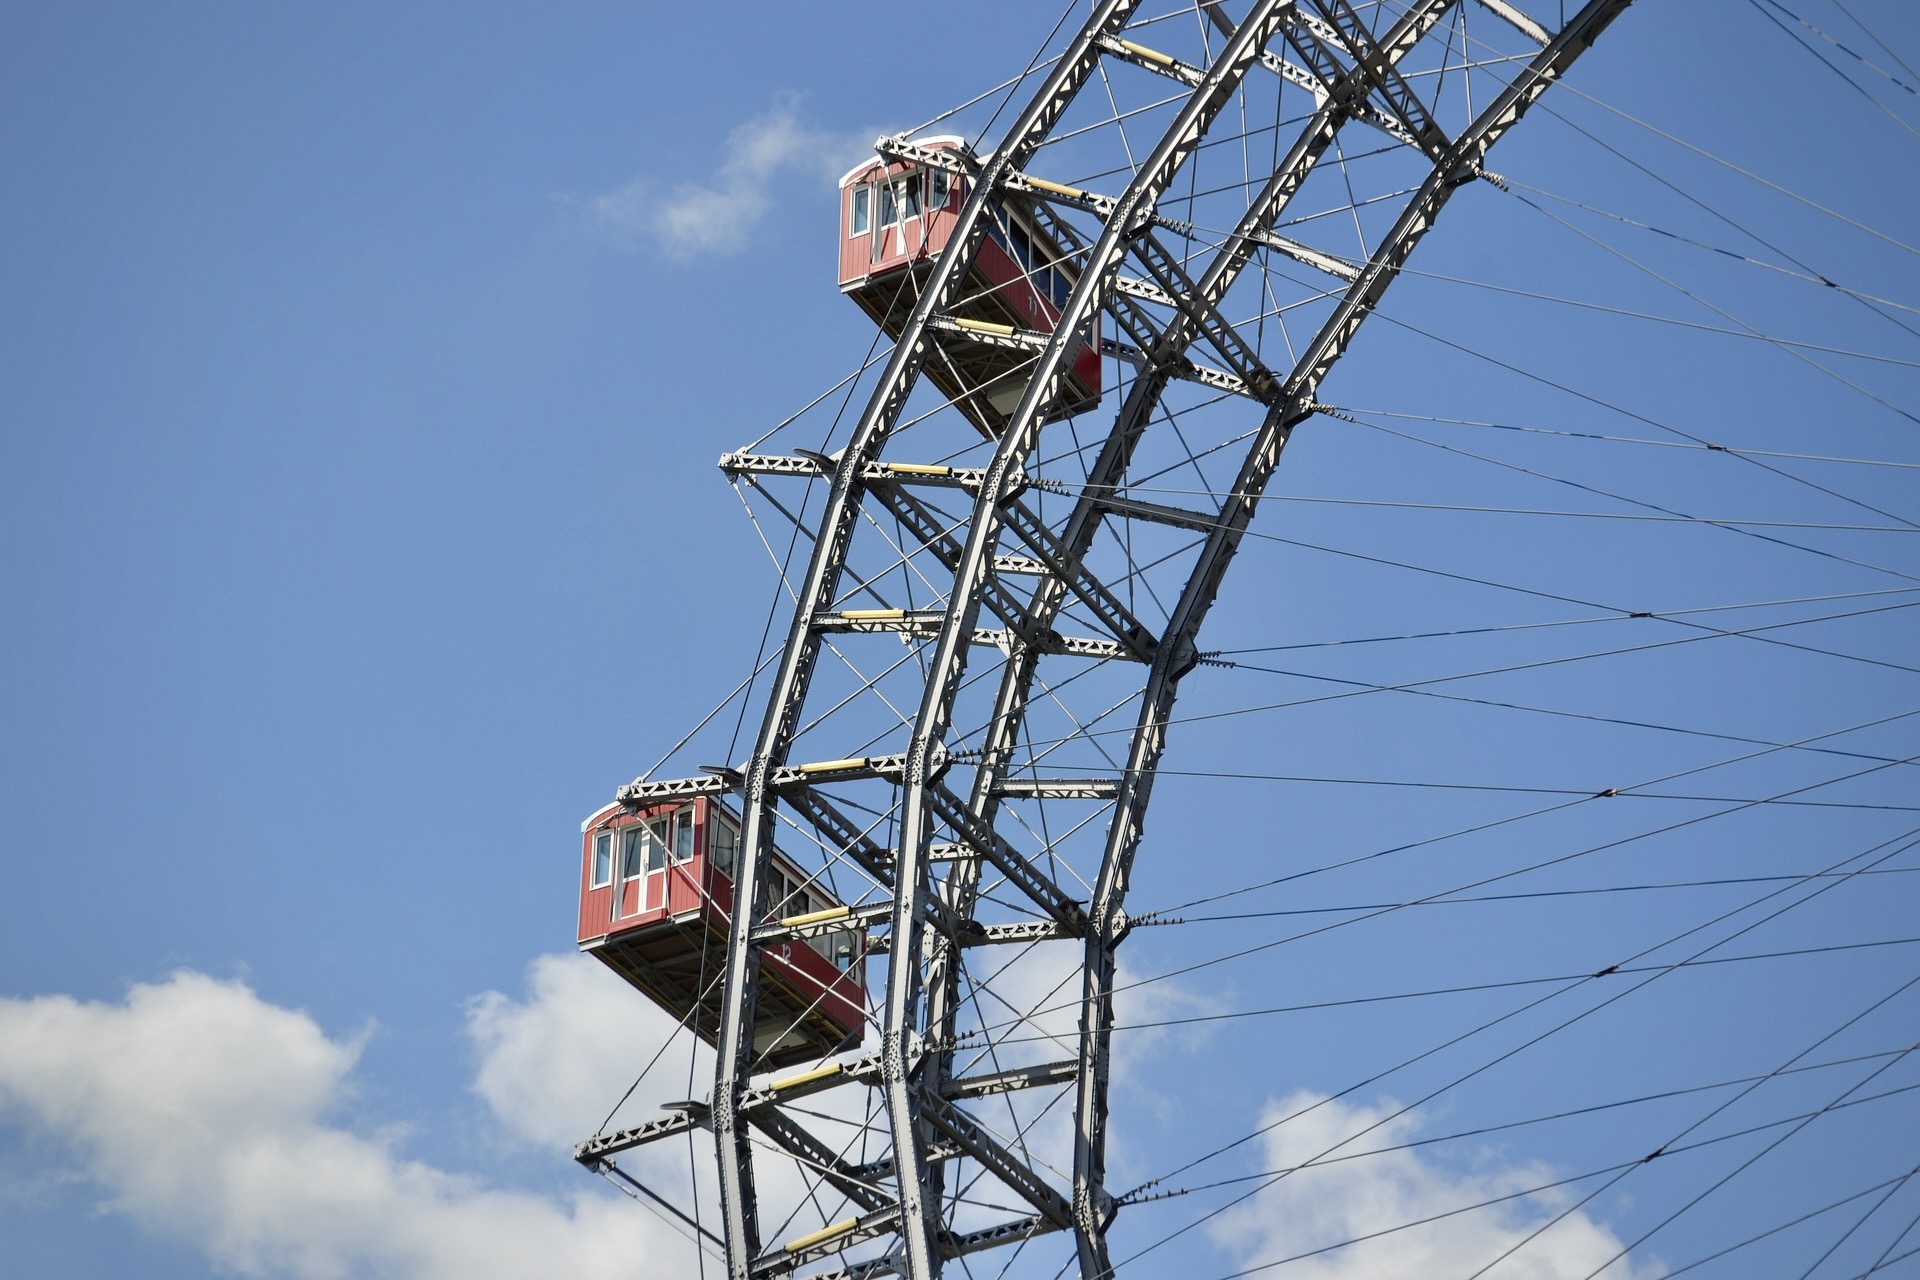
[580,800,624,834]
[838,135,968,189]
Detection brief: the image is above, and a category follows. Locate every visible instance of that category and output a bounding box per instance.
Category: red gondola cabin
[578,796,865,1069]
[838,136,1101,437]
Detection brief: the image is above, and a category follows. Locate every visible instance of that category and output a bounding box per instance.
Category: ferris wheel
[569,2,1920,1278]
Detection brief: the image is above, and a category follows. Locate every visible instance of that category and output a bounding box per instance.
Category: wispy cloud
[580,96,876,261]
[1205,1089,1658,1280]
[0,966,703,1278]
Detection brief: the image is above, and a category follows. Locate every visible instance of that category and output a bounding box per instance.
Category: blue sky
[3,3,1918,1278]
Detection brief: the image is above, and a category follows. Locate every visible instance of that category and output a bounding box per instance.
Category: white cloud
[582,95,877,260]
[1206,1090,1657,1280]
[0,968,705,1279]
[469,945,1226,1247]
[468,951,710,1149]
[0,952,1262,1278]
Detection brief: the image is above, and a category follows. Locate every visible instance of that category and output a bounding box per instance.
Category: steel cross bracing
[584,3,1633,1277]
[704,6,1149,1273]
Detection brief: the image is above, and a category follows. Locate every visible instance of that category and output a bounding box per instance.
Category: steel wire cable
[1161,1047,1920,1195]
[599,7,1919,1275]
[1749,0,1920,144]
[1362,308,1920,585]
[1831,0,1920,81]
[1310,404,1920,470]
[1005,604,1920,769]
[1550,80,1920,256]
[1130,709,1920,916]
[980,817,1920,1046]
[1115,914,1920,1278]
[1188,1110,1920,1280]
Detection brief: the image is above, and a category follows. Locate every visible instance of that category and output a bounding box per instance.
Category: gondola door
[609,819,659,923]
[638,813,671,914]
[613,824,641,923]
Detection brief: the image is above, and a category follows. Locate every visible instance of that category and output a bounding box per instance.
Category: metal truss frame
[582,3,1633,1277]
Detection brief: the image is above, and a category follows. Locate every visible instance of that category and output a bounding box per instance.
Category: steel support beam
[599,5,1634,1276]
[1065,7,1637,1278]
[878,13,1300,1275]
[710,6,1150,1276]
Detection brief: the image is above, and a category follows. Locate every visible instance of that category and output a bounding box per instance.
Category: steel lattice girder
[707,5,1150,1272]
[589,3,1637,1277]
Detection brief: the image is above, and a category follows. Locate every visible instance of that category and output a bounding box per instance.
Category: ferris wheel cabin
[578,797,865,1069]
[838,137,1101,437]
